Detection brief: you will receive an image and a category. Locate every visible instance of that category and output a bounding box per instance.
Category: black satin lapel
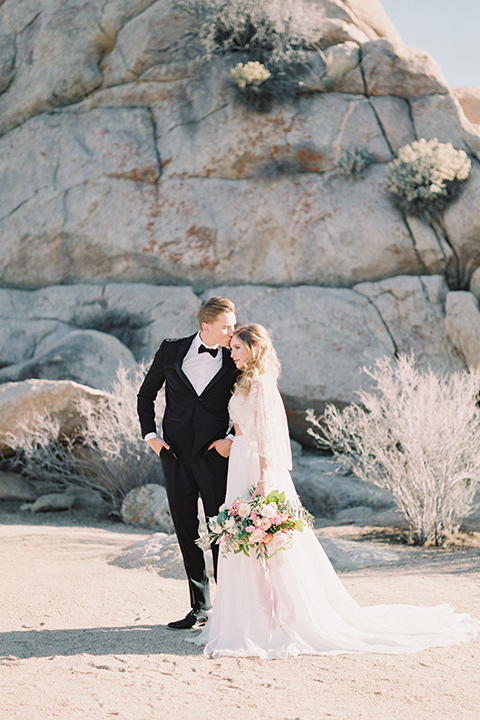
[175,335,197,394]
[200,346,231,395]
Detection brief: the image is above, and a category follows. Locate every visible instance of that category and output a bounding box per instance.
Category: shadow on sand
[0,625,204,660]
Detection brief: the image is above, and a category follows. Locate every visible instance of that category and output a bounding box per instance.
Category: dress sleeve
[249,374,292,471]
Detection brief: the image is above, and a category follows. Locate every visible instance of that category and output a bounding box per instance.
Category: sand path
[1,513,479,720]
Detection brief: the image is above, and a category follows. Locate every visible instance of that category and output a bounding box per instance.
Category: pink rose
[249,528,265,544]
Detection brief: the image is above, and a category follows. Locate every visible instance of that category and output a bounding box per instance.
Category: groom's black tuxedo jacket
[137,334,239,464]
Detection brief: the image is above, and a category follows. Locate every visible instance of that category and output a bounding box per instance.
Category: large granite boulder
[0,330,138,392]
[361,39,449,98]
[291,455,396,518]
[201,279,469,405]
[0,378,109,457]
[0,0,479,290]
[353,275,464,372]
[0,283,200,365]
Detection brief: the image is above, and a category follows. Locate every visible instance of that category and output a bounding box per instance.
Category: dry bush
[306,355,480,546]
[7,365,164,510]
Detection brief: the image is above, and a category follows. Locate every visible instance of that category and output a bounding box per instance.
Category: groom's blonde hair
[198,296,236,327]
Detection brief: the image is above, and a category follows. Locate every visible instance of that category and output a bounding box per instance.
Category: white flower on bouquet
[237,502,251,517]
[260,502,278,518]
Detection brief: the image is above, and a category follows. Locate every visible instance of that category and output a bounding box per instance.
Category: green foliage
[306,354,480,546]
[387,138,471,221]
[337,146,375,178]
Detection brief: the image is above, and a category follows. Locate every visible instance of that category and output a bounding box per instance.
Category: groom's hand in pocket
[208,438,233,458]
[147,437,170,456]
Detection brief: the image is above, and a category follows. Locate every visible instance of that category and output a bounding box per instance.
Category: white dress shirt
[182,332,223,395]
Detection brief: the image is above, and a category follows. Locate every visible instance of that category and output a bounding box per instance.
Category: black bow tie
[198,344,218,358]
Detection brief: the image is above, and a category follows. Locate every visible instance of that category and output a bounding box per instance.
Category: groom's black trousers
[160,448,229,612]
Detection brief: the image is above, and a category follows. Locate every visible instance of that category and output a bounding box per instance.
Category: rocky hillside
[1,0,480,436]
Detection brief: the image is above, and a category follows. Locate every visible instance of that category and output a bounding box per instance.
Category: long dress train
[190,373,479,658]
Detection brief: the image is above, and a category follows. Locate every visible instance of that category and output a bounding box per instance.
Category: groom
[137,296,238,629]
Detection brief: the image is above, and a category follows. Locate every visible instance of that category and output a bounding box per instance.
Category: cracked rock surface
[0,0,479,289]
[1,1,480,441]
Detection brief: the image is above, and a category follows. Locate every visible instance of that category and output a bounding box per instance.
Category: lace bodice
[228,373,292,471]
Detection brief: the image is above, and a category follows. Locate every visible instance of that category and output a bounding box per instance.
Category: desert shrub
[306,354,480,546]
[337,146,374,178]
[387,138,471,221]
[176,0,325,109]
[298,45,360,94]
[7,364,164,510]
[177,0,319,65]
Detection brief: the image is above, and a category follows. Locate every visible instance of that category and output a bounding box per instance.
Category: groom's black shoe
[167,609,210,630]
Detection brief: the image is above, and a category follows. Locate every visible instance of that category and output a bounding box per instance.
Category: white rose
[261,502,277,519]
[237,502,251,518]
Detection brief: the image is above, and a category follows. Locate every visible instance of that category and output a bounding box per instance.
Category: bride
[190,324,479,659]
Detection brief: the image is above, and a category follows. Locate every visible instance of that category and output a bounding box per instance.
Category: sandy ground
[1,502,480,720]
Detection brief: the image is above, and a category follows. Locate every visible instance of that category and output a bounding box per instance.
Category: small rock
[21,487,104,512]
[0,471,37,501]
[317,535,399,571]
[335,506,376,524]
[121,484,174,534]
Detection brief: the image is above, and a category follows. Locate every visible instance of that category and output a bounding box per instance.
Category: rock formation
[1,0,480,446]
[0,378,110,456]
[453,87,480,127]
[0,0,479,291]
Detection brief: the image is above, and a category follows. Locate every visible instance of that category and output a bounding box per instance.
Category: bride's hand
[251,479,267,499]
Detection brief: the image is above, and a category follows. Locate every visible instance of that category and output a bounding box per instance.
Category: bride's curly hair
[232,323,281,396]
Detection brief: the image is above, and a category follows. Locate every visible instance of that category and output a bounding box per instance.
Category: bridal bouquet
[197,489,314,561]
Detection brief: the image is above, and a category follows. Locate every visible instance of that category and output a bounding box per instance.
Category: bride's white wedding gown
[190,373,479,659]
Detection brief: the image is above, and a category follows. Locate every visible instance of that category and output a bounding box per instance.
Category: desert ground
[1,502,479,720]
